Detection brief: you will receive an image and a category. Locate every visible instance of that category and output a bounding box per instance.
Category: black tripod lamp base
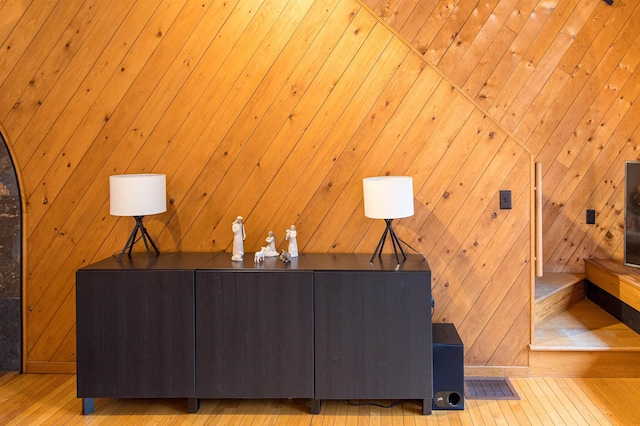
[118,216,160,263]
[370,219,408,265]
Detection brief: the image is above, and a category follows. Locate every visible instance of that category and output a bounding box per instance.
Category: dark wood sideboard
[76,252,432,415]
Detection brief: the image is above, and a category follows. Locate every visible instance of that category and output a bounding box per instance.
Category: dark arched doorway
[0,131,21,372]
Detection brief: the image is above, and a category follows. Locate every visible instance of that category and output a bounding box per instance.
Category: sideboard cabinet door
[196,271,314,398]
[314,271,431,400]
[76,270,195,398]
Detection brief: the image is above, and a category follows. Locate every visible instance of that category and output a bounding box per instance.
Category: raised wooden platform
[585,258,640,314]
[533,299,640,350]
[531,299,640,377]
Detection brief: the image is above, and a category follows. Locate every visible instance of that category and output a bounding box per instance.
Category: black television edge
[624,161,640,267]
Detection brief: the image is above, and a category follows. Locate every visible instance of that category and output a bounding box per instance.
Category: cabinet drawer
[195,271,314,398]
[76,270,195,398]
[314,271,431,400]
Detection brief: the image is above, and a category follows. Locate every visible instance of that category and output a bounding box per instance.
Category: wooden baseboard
[464,366,529,378]
[530,351,640,377]
[25,361,530,378]
[24,362,76,374]
[23,362,530,377]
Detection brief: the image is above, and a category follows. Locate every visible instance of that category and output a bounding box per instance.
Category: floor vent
[464,377,519,400]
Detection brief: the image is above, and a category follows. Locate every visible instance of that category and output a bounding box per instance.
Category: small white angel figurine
[263,231,279,257]
[231,216,245,261]
[285,225,298,257]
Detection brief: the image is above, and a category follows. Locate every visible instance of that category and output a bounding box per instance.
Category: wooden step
[531,299,640,377]
[534,272,585,324]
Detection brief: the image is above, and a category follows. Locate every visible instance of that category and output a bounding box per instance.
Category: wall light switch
[586,209,596,224]
[500,190,512,210]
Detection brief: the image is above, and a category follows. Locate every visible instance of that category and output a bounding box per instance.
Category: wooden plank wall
[0,0,531,373]
[365,0,640,274]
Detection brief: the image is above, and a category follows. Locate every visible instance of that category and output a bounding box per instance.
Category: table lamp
[110,174,167,262]
[363,176,415,264]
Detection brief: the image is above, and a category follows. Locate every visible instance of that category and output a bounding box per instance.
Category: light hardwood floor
[1,372,639,425]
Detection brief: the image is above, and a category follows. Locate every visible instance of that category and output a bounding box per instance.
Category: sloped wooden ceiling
[365,0,640,272]
[1,0,531,372]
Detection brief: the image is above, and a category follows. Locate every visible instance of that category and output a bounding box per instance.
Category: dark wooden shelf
[76,252,432,415]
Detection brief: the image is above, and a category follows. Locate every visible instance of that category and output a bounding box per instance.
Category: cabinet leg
[310,399,321,414]
[422,399,431,415]
[82,398,95,415]
[188,398,200,413]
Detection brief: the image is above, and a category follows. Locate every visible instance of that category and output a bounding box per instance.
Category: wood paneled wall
[365,0,640,273]
[0,0,532,373]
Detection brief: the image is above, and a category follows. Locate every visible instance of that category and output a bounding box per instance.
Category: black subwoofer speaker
[432,323,464,410]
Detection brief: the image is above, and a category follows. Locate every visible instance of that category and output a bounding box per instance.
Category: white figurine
[231,216,245,261]
[263,231,279,257]
[254,247,266,263]
[285,225,298,257]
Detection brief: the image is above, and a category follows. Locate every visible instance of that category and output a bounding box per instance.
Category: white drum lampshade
[110,174,167,216]
[109,174,167,262]
[363,176,414,219]
[363,176,415,264]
